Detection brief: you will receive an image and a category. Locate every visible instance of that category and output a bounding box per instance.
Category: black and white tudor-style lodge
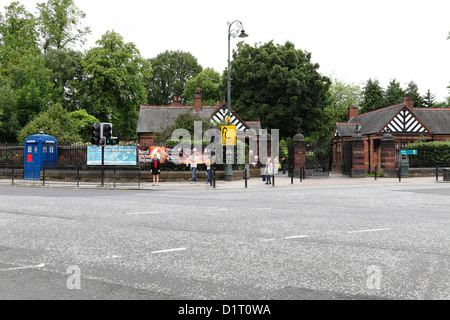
[137,88,261,146]
[332,96,450,174]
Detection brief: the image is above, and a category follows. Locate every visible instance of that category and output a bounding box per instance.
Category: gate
[287,140,330,178]
[305,141,330,177]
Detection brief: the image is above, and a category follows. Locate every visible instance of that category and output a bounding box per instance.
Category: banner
[137,146,210,165]
[87,146,137,166]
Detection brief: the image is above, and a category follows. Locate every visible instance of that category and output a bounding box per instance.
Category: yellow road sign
[221,125,236,146]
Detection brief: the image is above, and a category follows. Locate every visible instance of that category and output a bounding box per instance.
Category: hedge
[406,141,450,167]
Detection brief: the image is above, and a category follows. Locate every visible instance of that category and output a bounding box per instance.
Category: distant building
[333,96,450,174]
[137,88,261,146]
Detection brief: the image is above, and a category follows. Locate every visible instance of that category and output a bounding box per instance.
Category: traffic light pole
[101,145,105,187]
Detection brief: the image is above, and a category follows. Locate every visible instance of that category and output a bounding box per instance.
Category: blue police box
[24,131,58,180]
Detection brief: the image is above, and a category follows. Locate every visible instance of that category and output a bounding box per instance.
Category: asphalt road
[0,181,449,301]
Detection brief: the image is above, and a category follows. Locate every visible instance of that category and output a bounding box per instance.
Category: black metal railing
[0,164,141,188]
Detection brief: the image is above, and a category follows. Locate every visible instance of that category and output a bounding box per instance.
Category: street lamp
[226,20,248,181]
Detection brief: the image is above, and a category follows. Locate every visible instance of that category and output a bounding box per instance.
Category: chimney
[404,95,414,109]
[194,87,202,112]
[348,107,359,121]
[173,96,181,107]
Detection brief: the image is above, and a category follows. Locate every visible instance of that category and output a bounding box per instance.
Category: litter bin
[24,132,58,180]
[399,154,409,178]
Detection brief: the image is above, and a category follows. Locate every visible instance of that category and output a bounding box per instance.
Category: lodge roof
[137,105,217,134]
[414,108,450,135]
[335,100,450,138]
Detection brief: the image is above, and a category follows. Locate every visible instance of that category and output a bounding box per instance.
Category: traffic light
[91,123,101,146]
[102,123,112,145]
[109,137,120,145]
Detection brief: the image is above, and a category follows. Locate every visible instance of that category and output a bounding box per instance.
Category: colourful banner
[87,146,137,166]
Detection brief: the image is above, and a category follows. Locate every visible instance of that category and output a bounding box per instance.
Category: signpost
[400,150,418,155]
[221,125,236,146]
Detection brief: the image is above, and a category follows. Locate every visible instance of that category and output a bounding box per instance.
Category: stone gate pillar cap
[293,133,305,141]
[381,133,395,141]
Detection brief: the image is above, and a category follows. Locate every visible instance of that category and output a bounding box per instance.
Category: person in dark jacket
[281,156,287,174]
[150,153,161,186]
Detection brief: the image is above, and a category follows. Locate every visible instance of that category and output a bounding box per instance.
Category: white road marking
[284,235,309,240]
[151,248,186,254]
[0,263,45,272]
[126,212,163,215]
[260,238,277,242]
[347,228,391,234]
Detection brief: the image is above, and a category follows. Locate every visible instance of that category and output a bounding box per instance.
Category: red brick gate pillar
[293,132,306,177]
[381,133,397,178]
[351,133,365,177]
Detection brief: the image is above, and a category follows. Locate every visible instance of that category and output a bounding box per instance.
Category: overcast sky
[18,0,450,102]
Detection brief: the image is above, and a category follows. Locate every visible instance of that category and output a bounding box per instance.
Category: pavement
[99,173,447,190]
[1,173,447,191]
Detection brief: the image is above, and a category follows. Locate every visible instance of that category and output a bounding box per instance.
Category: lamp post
[226,20,248,181]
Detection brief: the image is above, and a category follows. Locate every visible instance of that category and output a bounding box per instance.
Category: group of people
[150,151,288,186]
[262,156,287,185]
[149,149,212,186]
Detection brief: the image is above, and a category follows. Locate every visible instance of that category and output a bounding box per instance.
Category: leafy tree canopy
[17,103,96,144]
[184,68,222,106]
[146,50,202,106]
[78,30,151,139]
[359,78,385,114]
[228,41,331,139]
[37,0,91,52]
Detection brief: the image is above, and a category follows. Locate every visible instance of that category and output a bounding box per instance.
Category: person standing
[265,157,273,185]
[281,156,287,174]
[206,155,211,184]
[150,153,161,186]
[186,149,198,184]
[274,156,279,175]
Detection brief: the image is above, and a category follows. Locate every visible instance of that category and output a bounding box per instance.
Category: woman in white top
[186,150,198,183]
[265,157,273,185]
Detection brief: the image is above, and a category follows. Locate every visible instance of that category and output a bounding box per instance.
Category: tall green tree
[7,53,55,128]
[0,1,39,66]
[17,102,89,144]
[43,48,83,109]
[78,30,150,139]
[405,81,424,108]
[422,89,436,108]
[146,50,202,106]
[36,0,91,52]
[184,68,221,106]
[383,79,405,107]
[0,77,19,142]
[228,41,330,138]
[360,78,385,114]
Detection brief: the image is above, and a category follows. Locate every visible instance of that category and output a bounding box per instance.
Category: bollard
[398,170,401,182]
[244,169,248,189]
[272,174,275,187]
[138,167,141,189]
[213,166,216,189]
[77,167,80,187]
[11,167,14,184]
[374,165,377,181]
[436,166,439,182]
[291,171,294,185]
[300,167,303,183]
